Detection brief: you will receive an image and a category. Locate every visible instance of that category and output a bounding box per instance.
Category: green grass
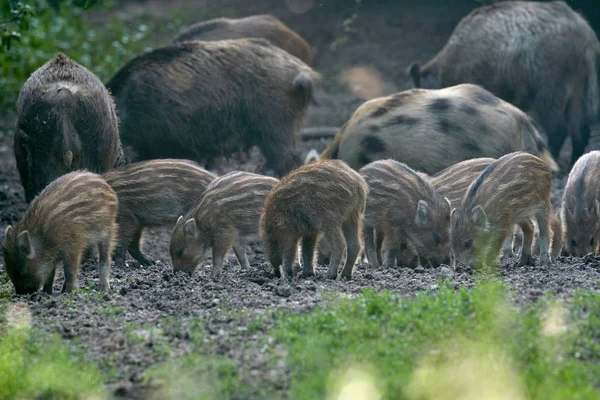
[0,322,105,399]
[274,283,600,400]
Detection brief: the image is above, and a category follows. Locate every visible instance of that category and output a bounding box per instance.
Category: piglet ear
[2,225,12,247]
[183,218,197,239]
[471,205,490,232]
[175,215,184,227]
[17,230,35,258]
[444,197,452,209]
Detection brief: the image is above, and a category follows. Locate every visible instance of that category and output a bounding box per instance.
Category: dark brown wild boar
[408,0,600,166]
[2,171,118,294]
[317,84,558,175]
[450,152,552,268]
[260,160,368,280]
[170,171,279,280]
[106,38,319,177]
[173,14,312,66]
[561,150,600,257]
[102,159,217,268]
[14,53,126,203]
[360,159,452,269]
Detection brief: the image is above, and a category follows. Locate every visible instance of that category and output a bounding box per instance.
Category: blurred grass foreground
[2,281,599,399]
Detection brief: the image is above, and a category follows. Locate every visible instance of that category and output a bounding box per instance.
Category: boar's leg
[533,97,568,161]
[61,250,83,293]
[516,221,534,267]
[42,263,58,294]
[127,228,154,266]
[501,227,515,259]
[535,212,551,266]
[301,234,318,278]
[380,234,401,269]
[113,213,137,268]
[570,123,591,167]
[339,219,361,280]
[257,136,301,177]
[375,231,384,265]
[316,248,330,266]
[363,225,380,268]
[325,227,346,280]
[232,239,251,270]
[98,241,112,293]
[280,236,300,280]
[210,234,235,281]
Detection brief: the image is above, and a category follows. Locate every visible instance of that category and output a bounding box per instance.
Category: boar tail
[292,72,315,106]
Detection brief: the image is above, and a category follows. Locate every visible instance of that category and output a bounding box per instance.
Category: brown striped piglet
[2,171,118,294]
[102,159,217,268]
[170,171,279,280]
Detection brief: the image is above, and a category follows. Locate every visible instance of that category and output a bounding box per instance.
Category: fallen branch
[298,126,340,141]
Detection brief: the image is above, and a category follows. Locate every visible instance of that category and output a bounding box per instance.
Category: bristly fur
[318,84,557,175]
[106,38,320,177]
[260,159,368,280]
[102,159,217,267]
[14,53,126,203]
[2,171,118,294]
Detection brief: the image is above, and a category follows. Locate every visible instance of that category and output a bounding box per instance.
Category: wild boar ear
[471,205,489,231]
[444,197,452,209]
[16,230,34,258]
[415,200,430,227]
[63,150,73,169]
[407,62,421,87]
[2,225,12,247]
[183,218,197,239]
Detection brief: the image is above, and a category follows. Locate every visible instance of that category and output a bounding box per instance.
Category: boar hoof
[99,281,111,293]
[516,255,533,267]
[301,270,315,279]
[137,255,154,266]
[538,254,551,266]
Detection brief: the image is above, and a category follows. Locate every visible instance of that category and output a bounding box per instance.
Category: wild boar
[430,157,496,208]
[170,171,279,280]
[173,14,312,66]
[14,52,126,204]
[408,1,600,166]
[317,84,558,175]
[260,159,368,280]
[2,171,118,294]
[106,38,320,177]
[450,152,552,268]
[561,150,600,257]
[360,159,452,269]
[102,159,217,268]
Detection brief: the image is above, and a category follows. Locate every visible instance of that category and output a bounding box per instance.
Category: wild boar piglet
[2,171,118,294]
[103,159,217,267]
[260,159,368,280]
[450,152,552,268]
[170,171,279,280]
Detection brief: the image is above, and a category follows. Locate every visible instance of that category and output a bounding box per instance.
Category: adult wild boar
[106,38,319,177]
[408,1,600,165]
[14,53,126,203]
[173,14,312,66]
[318,84,558,175]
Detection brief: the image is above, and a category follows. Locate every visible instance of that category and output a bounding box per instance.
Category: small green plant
[330,12,358,51]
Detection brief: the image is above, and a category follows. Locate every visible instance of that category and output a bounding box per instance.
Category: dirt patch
[1,1,600,399]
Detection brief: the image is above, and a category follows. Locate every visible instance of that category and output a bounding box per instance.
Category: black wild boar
[106,38,320,177]
[102,159,217,268]
[561,150,600,257]
[408,1,600,165]
[170,171,279,280]
[360,159,452,269]
[260,159,368,280]
[317,84,558,175]
[2,171,118,294]
[14,52,126,203]
[173,14,313,66]
[450,152,552,268]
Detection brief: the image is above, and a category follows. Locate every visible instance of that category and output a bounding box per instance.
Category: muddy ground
[1,0,600,399]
